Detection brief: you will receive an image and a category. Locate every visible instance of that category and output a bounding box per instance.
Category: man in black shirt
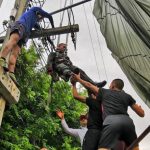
[72,74,145,150]
[71,78,102,150]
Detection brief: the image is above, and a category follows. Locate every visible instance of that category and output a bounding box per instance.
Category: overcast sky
[0,0,149,149]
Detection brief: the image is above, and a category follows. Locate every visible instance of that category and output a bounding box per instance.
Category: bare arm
[131,103,145,117]
[72,84,86,103]
[72,73,99,96]
[32,7,54,28]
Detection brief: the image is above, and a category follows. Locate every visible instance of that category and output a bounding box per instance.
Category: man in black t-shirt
[72,74,145,150]
[71,78,103,150]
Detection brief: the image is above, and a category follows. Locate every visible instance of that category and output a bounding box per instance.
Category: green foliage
[0,46,87,150]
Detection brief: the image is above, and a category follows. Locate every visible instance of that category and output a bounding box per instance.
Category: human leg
[82,129,101,150]
[56,63,72,81]
[0,33,20,71]
[121,116,138,150]
[1,33,20,59]
[8,44,21,73]
[98,115,124,150]
[77,67,106,87]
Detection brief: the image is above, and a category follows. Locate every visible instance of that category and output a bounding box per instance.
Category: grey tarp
[93,0,150,108]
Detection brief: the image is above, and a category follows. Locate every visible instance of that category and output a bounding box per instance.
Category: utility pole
[0,0,3,7]
[0,24,79,43]
[0,0,28,126]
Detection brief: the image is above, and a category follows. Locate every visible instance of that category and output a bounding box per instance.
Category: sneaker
[9,72,19,87]
[72,67,80,74]
[96,80,107,88]
[0,57,8,71]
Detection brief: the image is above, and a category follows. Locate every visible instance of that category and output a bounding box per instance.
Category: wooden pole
[0,24,79,43]
[0,0,28,126]
[0,97,6,126]
[0,0,3,7]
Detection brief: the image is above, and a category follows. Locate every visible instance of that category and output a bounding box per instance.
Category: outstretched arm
[71,82,86,103]
[32,7,55,28]
[34,23,41,30]
[131,103,145,117]
[56,110,79,137]
[72,73,99,96]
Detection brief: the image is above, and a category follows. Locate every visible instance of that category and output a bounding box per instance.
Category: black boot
[96,80,107,88]
[72,67,80,74]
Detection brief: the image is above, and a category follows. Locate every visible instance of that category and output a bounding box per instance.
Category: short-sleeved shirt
[97,88,136,117]
[18,7,54,34]
[86,97,103,130]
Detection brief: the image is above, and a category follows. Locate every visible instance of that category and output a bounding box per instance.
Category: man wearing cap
[56,110,88,146]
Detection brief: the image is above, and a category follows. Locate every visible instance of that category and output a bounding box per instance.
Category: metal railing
[127,125,150,150]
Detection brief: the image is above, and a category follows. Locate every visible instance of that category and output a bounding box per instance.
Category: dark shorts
[98,115,137,149]
[10,21,28,47]
[82,129,101,150]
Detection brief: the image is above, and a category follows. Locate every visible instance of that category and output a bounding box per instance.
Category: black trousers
[82,129,101,150]
[71,66,96,85]
[98,115,137,149]
[56,64,96,85]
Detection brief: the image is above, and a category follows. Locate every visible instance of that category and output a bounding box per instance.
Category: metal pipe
[51,0,92,15]
[127,126,150,150]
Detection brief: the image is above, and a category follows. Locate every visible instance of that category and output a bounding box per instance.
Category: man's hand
[70,76,77,85]
[72,73,81,82]
[56,110,64,120]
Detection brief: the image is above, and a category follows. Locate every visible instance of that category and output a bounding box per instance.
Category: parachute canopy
[93,0,150,108]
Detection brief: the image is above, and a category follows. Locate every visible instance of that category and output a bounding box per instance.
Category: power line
[83,4,101,81]
[89,2,108,81]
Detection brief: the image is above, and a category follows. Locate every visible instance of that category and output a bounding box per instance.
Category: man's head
[79,114,88,127]
[109,79,124,90]
[56,43,67,52]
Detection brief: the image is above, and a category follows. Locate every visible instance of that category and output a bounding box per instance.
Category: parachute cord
[57,0,68,45]
[83,4,101,80]
[67,7,76,49]
[89,2,108,81]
